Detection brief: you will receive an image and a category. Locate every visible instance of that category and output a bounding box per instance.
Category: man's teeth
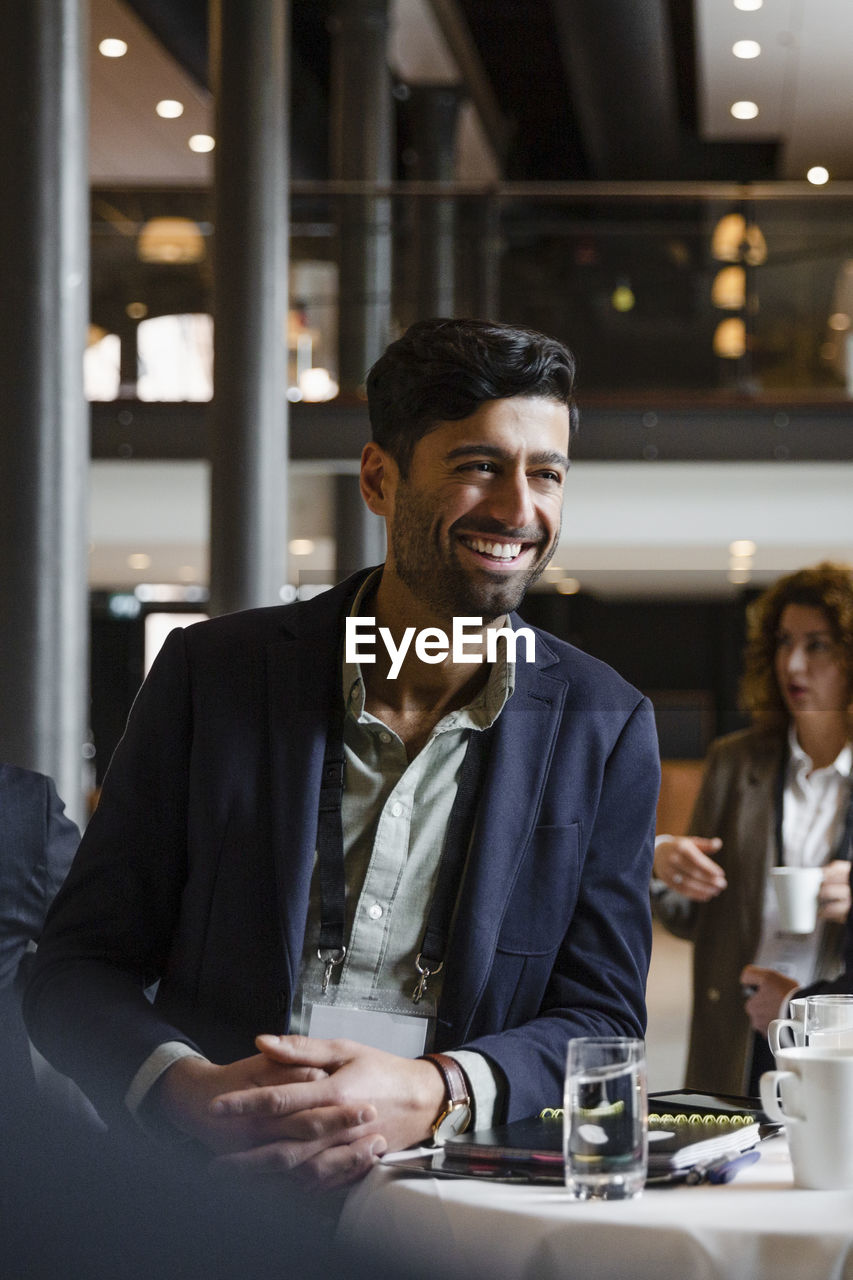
[464,537,522,559]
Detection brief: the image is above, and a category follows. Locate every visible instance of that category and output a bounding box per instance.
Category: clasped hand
[156,1035,445,1190]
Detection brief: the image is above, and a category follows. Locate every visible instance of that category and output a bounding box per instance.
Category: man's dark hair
[366,317,578,476]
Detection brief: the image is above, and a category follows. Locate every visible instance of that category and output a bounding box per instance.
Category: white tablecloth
[339,1140,853,1280]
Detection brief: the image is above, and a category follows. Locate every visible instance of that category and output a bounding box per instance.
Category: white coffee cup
[768,996,809,1057]
[761,1047,853,1189]
[769,866,824,933]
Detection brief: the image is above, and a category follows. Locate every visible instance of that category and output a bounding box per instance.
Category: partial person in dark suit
[25,318,660,1190]
[0,763,78,1119]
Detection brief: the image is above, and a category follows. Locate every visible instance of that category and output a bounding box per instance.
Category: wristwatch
[422,1052,472,1144]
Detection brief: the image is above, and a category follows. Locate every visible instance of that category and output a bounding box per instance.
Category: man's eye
[460,461,497,473]
[536,470,563,483]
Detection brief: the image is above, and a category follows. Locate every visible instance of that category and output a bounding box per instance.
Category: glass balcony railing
[88,182,853,403]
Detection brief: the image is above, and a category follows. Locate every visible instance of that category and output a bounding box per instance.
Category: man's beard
[389,480,558,622]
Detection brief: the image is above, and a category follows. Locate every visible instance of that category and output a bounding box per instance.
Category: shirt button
[379,730,392,744]
[368,903,383,920]
[707,988,721,1003]
[390,801,403,818]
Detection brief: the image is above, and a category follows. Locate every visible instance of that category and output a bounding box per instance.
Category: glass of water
[563,1037,647,1199]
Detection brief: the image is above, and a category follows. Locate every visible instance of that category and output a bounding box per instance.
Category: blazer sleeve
[462,694,660,1119]
[23,628,203,1124]
[0,770,79,992]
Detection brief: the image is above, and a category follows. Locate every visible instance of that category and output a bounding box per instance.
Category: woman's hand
[818,860,852,923]
[740,964,799,1036]
[653,835,726,901]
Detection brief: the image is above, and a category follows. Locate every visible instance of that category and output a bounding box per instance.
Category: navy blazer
[0,765,79,1108]
[25,573,660,1127]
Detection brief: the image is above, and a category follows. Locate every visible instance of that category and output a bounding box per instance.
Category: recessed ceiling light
[288,539,315,556]
[555,577,581,595]
[733,40,761,59]
[730,101,759,120]
[829,312,851,332]
[98,38,128,57]
[733,0,763,10]
[156,99,184,119]
[807,166,830,185]
[188,134,215,153]
[127,553,152,570]
[729,539,756,558]
[125,301,148,320]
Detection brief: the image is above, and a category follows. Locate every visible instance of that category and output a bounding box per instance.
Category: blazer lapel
[264,577,367,997]
[734,737,783,945]
[439,635,568,1041]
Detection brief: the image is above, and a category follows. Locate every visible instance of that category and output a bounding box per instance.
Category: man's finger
[211,1130,386,1181]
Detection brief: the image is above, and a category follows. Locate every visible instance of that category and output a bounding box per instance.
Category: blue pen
[686,1147,761,1185]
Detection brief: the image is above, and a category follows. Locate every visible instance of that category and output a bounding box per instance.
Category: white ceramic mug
[768,996,809,1057]
[760,1047,853,1189]
[769,866,824,934]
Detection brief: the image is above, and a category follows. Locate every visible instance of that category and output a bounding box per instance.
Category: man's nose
[488,472,536,528]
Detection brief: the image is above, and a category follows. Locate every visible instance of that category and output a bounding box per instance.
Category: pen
[685,1147,761,1185]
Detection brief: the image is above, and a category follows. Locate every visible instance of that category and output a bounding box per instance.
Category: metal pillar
[328,0,393,393]
[403,84,461,321]
[209,0,289,615]
[0,0,89,826]
[334,475,386,581]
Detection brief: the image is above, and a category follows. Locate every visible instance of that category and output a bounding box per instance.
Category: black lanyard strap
[314,698,491,1000]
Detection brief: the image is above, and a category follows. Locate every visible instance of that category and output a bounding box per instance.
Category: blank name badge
[302,990,434,1057]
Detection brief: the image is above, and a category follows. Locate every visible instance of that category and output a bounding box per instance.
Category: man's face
[383,396,570,623]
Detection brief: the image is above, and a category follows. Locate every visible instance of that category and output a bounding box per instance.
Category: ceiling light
[98,38,128,57]
[127,553,152,570]
[713,318,747,359]
[711,265,746,310]
[732,40,761,59]
[733,0,763,9]
[730,101,759,120]
[729,539,756,557]
[829,312,851,332]
[125,301,148,320]
[189,134,215,153]
[156,99,184,119]
[807,166,830,186]
[289,539,315,556]
[555,578,581,596]
[610,282,635,312]
[137,217,205,264]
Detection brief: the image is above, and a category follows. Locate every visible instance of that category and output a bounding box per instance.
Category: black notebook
[386,1092,769,1185]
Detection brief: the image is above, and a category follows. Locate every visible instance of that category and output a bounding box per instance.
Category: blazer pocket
[495,823,580,956]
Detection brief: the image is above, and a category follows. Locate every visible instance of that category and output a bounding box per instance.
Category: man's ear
[360,441,396,514]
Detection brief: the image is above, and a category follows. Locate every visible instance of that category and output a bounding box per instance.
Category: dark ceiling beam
[426,0,510,168]
[91,400,853,464]
[551,0,681,179]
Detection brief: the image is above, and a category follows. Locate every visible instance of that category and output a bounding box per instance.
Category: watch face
[434,1104,472,1144]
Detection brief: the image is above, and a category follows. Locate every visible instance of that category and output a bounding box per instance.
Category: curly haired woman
[653,563,853,1094]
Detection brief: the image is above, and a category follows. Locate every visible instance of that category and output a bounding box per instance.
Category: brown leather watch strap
[421,1052,470,1109]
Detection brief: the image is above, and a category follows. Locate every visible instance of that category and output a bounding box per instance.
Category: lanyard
[774,746,853,867]
[315,692,490,1000]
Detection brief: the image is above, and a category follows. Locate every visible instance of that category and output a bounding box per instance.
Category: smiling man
[26,318,660,1191]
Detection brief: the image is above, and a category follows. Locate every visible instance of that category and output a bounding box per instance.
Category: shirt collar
[341,568,515,729]
[788,723,853,779]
